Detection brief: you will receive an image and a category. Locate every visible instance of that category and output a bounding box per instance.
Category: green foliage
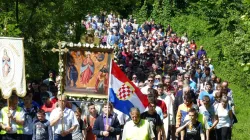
[0,11,21,36]
[150,0,161,23]
[170,15,214,41]
[0,0,130,80]
[168,1,250,139]
[160,0,172,26]
[134,0,149,24]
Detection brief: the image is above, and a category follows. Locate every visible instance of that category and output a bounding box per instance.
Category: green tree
[0,0,131,80]
[150,0,161,23]
[0,2,21,37]
[134,0,149,24]
[160,0,172,26]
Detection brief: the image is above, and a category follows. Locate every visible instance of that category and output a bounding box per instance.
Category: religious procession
[0,10,239,140]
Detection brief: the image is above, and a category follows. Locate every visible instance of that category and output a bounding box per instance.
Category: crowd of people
[83,12,236,140]
[0,12,236,140]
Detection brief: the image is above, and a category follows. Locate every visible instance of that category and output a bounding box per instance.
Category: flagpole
[106,58,113,126]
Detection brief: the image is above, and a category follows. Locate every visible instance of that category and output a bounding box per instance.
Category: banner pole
[7,98,10,127]
[59,42,64,132]
[106,59,113,126]
[53,41,67,132]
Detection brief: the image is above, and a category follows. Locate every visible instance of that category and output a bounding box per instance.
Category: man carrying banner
[50,94,79,140]
[92,101,121,140]
[0,92,25,140]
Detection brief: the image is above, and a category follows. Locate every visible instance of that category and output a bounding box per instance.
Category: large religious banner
[0,37,26,99]
[65,48,112,98]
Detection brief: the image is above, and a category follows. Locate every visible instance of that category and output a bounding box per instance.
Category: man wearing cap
[0,92,25,140]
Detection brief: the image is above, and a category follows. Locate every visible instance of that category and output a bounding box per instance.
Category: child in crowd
[72,107,86,140]
[32,109,52,140]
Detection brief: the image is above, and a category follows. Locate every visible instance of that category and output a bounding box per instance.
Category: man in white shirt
[141,75,154,95]
[132,19,139,31]
[50,94,79,140]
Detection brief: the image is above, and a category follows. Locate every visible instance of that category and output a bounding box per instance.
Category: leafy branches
[134,0,149,24]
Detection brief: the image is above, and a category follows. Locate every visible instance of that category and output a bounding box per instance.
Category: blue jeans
[54,134,72,140]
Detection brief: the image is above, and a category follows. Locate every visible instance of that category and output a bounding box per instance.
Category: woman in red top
[190,40,197,52]
[40,92,56,120]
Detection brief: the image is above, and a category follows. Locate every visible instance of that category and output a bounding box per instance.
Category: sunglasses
[148,80,154,82]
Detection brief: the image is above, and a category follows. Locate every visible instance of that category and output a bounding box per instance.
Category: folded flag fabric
[109,60,148,116]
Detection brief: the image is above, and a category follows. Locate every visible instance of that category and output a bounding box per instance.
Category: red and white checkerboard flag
[109,60,148,115]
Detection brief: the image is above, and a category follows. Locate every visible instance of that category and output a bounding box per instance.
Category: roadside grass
[231,84,250,140]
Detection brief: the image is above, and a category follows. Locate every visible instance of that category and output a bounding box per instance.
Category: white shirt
[214,103,232,129]
[132,23,139,31]
[132,80,139,87]
[141,85,151,95]
[113,109,129,125]
[50,107,79,134]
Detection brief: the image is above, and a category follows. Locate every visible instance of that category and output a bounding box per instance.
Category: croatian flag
[109,61,148,115]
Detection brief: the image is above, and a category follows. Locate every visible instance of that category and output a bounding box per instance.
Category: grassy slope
[212,59,250,139]
[230,83,250,139]
[198,35,250,139]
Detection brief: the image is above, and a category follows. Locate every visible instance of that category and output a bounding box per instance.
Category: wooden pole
[7,98,10,127]
[106,59,113,126]
[52,41,68,132]
[61,94,64,131]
